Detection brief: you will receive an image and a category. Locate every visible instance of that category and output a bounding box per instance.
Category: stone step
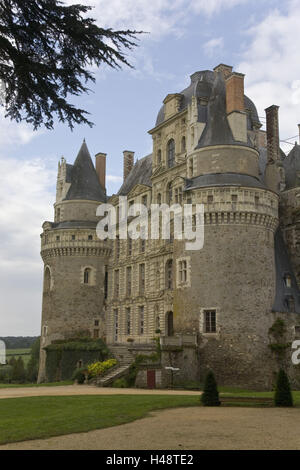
[96,364,131,387]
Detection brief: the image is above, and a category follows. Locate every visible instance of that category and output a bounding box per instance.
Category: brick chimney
[123,151,134,182]
[95,152,106,192]
[265,105,280,162]
[213,64,233,80]
[225,72,245,114]
[225,72,247,142]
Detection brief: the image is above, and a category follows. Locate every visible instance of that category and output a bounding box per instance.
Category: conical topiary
[274,369,293,407]
[201,370,221,406]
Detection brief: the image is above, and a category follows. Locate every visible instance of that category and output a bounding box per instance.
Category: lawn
[0,394,200,445]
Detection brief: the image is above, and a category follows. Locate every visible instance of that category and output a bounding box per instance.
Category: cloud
[0,155,56,335]
[238,1,300,151]
[64,0,250,37]
[203,37,224,57]
[0,109,42,150]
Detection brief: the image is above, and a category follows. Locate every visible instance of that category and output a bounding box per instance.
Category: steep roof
[155,69,260,131]
[64,141,106,202]
[185,173,265,191]
[273,229,300,313]
[118,154,152,196]
[196,72,237,148]
[283,143,300,190]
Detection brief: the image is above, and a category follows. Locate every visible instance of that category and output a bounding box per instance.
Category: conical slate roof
[64,140,106,202]
[196,72,237,148]
[283,143,300,190]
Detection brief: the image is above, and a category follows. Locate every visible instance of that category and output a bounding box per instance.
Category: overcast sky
[1,0,300,336]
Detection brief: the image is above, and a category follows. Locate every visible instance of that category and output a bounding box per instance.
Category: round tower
[172,71,279,389]
[38,141,110,383]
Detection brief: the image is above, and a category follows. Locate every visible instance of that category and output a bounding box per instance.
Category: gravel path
[1,406,300,450]
[0,385,200,399]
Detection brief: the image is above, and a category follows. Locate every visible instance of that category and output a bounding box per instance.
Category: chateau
[38,64,300,389]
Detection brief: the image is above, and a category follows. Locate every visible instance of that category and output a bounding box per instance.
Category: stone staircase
[96,345,134,387]
[96,363,131,387]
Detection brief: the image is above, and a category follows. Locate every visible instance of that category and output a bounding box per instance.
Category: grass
[0,381,72,389]
[0,394,200,445]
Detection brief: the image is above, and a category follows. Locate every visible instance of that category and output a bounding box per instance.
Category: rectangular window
[115,236,120,259]
[104,267,108,299]
[204,310,216,333]
[126,307,131,335]
[114,270,119,298]
[128,238,132,256]
[114,308,118,342]
[142,194,148,207]
[179,260,187,283]
[139,263,145,294]
[126,266,132,297]
[139,306,144,335]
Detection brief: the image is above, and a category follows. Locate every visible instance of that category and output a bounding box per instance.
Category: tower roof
[64,140,106,202]
[196,71,236,148]
[283,143,300,190]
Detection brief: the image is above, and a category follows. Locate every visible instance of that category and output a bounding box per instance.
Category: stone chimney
[95,152,106,192]
[123,151,134,182]
[225,72,247,143]
[265,105,280,163]
[213,64,233,80]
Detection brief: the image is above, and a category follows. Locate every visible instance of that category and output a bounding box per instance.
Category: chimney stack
[225,72,247,142]
[225,72,245,114]
[123,151,134,182]
[213,64,233,80]
[265,105,280,163]
[95,152,106,192]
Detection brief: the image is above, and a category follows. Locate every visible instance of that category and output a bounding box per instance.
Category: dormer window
[284,274,292,288]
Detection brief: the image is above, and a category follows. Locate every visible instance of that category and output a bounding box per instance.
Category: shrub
[112,378,127,388]
[87,358,117,378]
[11,357,26,383]
[201,371,220,406]
[72,367,87,384]
[274,369,294,407]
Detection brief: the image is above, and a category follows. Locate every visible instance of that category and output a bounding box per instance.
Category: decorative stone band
[203,210,278,230]
[41,245,111,260]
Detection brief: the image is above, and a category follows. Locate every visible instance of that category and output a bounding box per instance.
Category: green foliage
[201,371,221,406]
[72,367,87,384]
[11,357,26,383]
[112,378,127,388]
[274,369,294,407]
[26,337,40,383]
[45,338,110,382]
[269,318,286,340]
[0,0,142,130]
[0,365,12,383]
[87,358,117,378]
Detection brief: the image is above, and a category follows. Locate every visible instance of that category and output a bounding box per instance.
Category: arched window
[157,193,162,204]
[165,259,173,289]
[167,139,175,168]
[44,267,51,292]
[181,136,186,152]
[84,267,91,284]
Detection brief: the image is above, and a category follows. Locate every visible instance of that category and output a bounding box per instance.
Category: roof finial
[83,138,86,143]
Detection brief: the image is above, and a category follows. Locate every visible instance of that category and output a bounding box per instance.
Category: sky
[1,0,300,336]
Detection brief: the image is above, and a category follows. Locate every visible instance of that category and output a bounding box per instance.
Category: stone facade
[38,64,300,389]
